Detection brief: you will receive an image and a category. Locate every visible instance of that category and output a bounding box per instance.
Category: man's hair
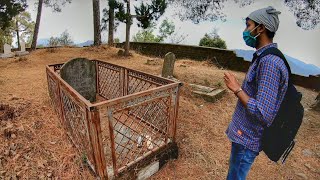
[246,17,275,39]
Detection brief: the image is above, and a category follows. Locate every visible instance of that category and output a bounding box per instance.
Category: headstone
[0,44,14,58]
[4,44,11,54]
[60,58,96,102]
[20,41,26,52]
[161,52,176,78]
[15,41,29,56]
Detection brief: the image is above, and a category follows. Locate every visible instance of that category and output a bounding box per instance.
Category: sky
[25,0,320,67]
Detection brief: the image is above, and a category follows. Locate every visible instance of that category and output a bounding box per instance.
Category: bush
[199,33,227,49]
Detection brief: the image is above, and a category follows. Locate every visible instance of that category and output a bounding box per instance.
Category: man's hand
[224,72,241,93]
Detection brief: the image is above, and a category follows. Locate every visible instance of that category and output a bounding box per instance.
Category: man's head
[243,6,281,48]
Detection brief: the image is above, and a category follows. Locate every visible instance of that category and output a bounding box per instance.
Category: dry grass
[0,46,319,179]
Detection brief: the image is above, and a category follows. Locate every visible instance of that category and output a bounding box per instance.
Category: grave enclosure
[46,58,182,179]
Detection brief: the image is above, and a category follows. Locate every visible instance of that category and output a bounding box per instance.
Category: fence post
[123,68,128,96]
[87,107,107,179]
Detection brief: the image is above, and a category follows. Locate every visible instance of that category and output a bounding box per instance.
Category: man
[224,6,288,180]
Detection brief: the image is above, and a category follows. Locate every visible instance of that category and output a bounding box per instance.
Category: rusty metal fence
[46,60,181,179]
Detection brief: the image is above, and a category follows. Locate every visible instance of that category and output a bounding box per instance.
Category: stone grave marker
[4,44,11,54]
[15,41,29,56]
[60,58,96,102]
[161,52,176,78]
[0,44,15,58]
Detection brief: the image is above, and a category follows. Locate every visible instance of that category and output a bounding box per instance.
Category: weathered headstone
[4,44,11,54]
[15,41,29,56]
[161,52,176,78]
[60,58,96,102]
[0,44,14,58]
[20,41,26,52]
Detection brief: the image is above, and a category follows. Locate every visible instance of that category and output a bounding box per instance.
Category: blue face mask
[243,25,261,48]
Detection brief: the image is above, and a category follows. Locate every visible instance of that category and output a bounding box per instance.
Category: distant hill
[37,39,94,47]
[234,49,320,77]
[37,38,49,46]
[76,40,94,47]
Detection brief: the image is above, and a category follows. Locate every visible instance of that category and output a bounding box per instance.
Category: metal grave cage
[46,59,181,179]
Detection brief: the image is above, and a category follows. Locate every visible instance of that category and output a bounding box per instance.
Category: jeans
[227,142,259,180]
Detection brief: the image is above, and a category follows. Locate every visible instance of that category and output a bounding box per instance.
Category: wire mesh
[60,86,95,168]
[97,62,123,100]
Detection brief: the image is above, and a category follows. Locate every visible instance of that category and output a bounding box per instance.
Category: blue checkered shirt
[226,43,289,152]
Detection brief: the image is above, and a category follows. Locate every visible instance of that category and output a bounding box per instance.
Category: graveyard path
[0,46,319,179]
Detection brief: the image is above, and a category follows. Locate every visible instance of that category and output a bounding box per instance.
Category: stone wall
[116,42,320,91]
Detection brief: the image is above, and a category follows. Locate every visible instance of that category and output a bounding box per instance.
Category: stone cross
[60,58,97,102]
[161,52,176,78]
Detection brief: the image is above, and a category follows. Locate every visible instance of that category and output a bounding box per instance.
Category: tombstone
[60,58,96,102]
[161,52,176,78]
[4,44,11,54]
[0,44,15,58]
[15,41,29,56]
[20,41,26,52]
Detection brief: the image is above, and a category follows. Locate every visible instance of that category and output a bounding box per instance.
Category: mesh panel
[47,72,62,122]
[97,62,123,99]
[107,90,173,172]
[60,87,94,167]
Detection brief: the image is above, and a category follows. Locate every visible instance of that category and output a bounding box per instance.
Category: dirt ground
[0,46,319,180]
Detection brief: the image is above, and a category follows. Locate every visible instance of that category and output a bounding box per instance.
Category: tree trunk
[108,1,115,46]
[124,0,131,56]
[31,0,43,51]
[16,21,20,51]
[92,0,101,46]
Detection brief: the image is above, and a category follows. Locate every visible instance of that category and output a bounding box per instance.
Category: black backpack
[253,47,304,163]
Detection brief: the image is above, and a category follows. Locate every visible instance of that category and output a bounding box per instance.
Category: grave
[0,44,15,58]
[161,52,176,78]
[189,83,226,103]
[15,41,29,56]
[47,59,181,179]
[60,58,97,102]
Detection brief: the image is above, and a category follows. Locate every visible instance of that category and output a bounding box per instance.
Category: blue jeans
[227,142,259,180]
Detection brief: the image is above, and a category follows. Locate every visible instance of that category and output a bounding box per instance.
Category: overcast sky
[25,0,320,67]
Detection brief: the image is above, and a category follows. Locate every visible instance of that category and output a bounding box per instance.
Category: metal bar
[128,75,163,87]
[173,86,181,141]
[107,109,118,176]
[95,60,100,95]
[87,108,107,179]
[117,143,168,173]
[123,69,128,96]
[92,83,179,108]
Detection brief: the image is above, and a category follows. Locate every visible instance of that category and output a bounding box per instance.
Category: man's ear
[257,24,265,34]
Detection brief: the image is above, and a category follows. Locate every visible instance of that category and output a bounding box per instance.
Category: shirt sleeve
[246,55,282,127]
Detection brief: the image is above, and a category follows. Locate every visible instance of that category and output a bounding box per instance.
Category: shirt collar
[256,43,278,56]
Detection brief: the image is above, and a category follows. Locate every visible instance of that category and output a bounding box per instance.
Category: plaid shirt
[226,43,289,152]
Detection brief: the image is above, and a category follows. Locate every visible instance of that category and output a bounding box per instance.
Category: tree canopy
[0,0,27,30]
[168,0,320,30]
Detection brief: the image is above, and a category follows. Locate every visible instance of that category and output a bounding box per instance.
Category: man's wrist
[234,88,243,96]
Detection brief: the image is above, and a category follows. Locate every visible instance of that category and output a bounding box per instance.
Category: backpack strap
[253,47,292,83]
